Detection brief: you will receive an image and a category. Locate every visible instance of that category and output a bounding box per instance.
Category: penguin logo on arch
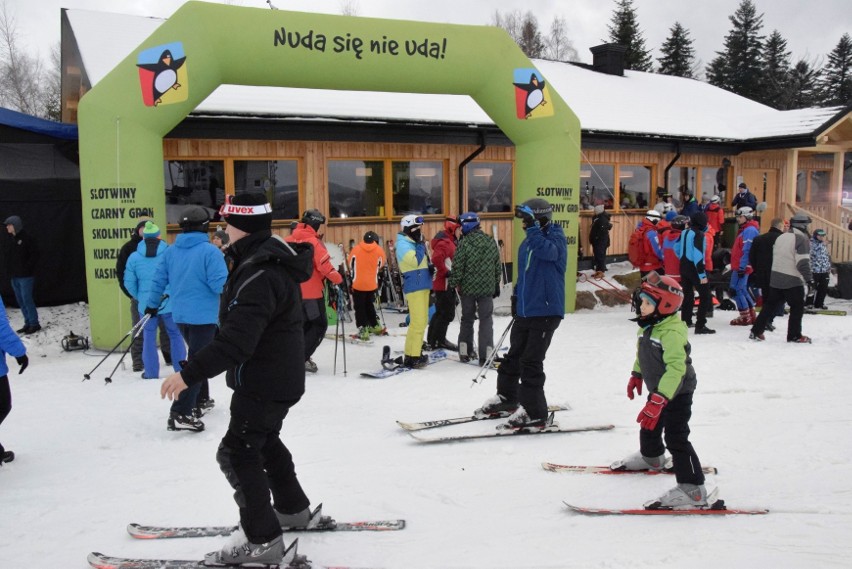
[513,69,552,120]
[137,42,188,107]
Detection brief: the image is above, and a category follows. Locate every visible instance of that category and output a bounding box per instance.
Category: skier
[0,294,27,467]
[477,198,566,432]
[678,212,715,334]
[809,228,830,310]
[116,219,172,372]
[2,215,40,334]
[347,231,386,340]
[286,209,343,373]
[731,182,758,211]
[749,218,787,330]
[449,212,502,365]
[160,193,315,566]
[629,210,665,277]
[123,221,187,381]
[749,213,814,343]
[611,271,708,509]
[728,206,760,325]
[702,195,725,248]
[426,216,460,351]
[588,204,612,277]
[146,206,228,430]
[661,215,687,282]
[396,215,432,369]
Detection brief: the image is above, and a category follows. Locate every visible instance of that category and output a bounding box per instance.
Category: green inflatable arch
[78,1,580,347]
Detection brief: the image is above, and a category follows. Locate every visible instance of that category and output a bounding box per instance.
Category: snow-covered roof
[66,8,845,144]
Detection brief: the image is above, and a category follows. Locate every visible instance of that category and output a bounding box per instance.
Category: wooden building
[61,8,852,266]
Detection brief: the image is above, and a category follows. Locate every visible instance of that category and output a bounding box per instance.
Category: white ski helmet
[735,206,754,219]
[400,214,424,230]
[645,209,662,223]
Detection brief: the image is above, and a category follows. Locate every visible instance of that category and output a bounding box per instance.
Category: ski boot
[403,354,429,369]
[787,335,812,344]
[167,412,204,433]
[305,358,318,373]
[357,327,371,341]
[496,407,558,432]
[275,504,324,530]
[644,483,708,510]
[610,451,671,472]
[204,532,291,566]
[474,394,518,419]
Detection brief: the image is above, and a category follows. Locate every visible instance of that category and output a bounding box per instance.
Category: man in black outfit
[161,193,315,566]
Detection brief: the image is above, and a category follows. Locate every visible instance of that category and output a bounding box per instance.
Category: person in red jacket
[426,216,460,351]
[661,215,687,282]
[285,209,343,373]
[703,195,725,244]
[347,231,386,340]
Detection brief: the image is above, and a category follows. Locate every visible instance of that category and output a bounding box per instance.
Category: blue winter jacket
[515,223,567,318]
[125,240,172,314]
[0,296,26,377]
[395,233,432,294]
[146,232,228,325]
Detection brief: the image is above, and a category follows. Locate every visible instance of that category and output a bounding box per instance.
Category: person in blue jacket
[146,207,228,432]
[0,294,28,466]
[124,221,187,381]
[475,198,566,432]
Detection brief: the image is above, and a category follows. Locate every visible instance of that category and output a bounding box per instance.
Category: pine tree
[705,0,766,102]
[820,33,852,107]
[784,59,823,109]
[605,0,653,72]
[761,30,792,109]
[657,22,696,78]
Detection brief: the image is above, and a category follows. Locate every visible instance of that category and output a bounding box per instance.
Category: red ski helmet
[639,271,684,316]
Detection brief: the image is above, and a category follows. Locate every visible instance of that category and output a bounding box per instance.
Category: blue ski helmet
[459,211,480,235]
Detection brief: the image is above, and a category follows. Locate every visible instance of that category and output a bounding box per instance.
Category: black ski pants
[427,290,455,346]
[592,242,608,273]
[352,289,378,329]
[302,298,328,360]
[216,391,309,544]
[639,391,705,486]
[496,316,561,421]
[680,270,712,328]
[813,273,829,308]
[752,285,805,341]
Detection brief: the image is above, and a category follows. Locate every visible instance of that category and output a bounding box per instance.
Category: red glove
[626,374,643,400]
[637,393,668,430]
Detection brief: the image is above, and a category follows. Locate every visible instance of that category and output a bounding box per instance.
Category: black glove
[511,294,517,317]
[429,264,436,277]
[493,284,501,299]
[15,354,28,374]
[736,269,745,278]
[144,306,158,317]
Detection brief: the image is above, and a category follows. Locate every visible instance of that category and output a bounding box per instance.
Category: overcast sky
[8,0,852,72]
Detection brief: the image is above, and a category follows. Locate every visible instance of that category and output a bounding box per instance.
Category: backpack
[628,225,650,268]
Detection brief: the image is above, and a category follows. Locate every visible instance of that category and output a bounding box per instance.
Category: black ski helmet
[301,209,326,232]
[179,206,210,232]
[790,212,811,232]
[670,215,689,230]
[518,198,553,225]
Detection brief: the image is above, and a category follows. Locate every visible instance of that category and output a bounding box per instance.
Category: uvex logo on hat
[219,202,272,216]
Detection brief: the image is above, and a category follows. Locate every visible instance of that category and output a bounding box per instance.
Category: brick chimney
[590,44,627,76]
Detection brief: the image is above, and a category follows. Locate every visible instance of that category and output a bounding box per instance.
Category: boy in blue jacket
[612,271,708,509]
[475,198,566,432]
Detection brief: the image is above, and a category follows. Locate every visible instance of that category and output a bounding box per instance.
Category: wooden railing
[786,204,852,263]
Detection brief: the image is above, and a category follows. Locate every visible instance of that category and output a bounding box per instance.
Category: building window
[234,160,300,220]
[668,166,697,204]
[797,169,832,203]
[580,165,615,210]
[328,160,385,218]
[163,160,225,224]
[619,165,653,210]
[393,161,444,216]
[327,159,445,219]
[699,167,723,204]
[466,162,513,213]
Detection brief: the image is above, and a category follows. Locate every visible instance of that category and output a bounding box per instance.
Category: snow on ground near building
[1,271,851,568]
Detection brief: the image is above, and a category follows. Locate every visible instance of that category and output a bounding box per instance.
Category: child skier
[611,271,709,509]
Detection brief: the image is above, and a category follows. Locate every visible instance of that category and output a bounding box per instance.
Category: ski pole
[337,285,347,376]
[333,292,341,376]
[82,314,148,381]
[471,317,514,386]
[104,312,151,384]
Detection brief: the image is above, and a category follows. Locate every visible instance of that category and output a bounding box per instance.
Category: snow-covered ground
[2,263,851,569]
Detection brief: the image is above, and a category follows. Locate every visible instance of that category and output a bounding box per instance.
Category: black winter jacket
[115,221,147,298]
[2,229,39,278]
[749,227,783,290]
[180,230,314,402]
[589,212,612,248]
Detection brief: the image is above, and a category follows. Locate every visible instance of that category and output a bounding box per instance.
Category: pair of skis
[397,404,613,443]
[90,506,403,569]
[543,462,768,516]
